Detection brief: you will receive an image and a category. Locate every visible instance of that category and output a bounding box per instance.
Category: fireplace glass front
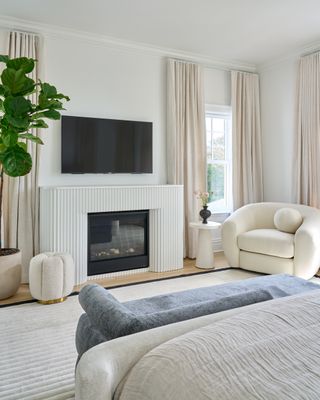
[87,210,149,275]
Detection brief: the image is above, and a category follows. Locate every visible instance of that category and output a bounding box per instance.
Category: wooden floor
[0,252,229,306]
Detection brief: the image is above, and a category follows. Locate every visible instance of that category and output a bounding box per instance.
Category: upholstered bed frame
[75,288,320,399]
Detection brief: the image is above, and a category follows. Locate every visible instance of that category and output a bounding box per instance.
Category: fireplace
[87,210,149,275]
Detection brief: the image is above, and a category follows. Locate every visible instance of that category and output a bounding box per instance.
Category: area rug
[0,268,271,400]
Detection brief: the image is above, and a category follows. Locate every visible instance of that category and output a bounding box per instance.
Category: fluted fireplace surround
[40,185,184,284]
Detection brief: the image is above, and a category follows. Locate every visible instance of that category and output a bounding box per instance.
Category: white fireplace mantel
[40,185,184,284]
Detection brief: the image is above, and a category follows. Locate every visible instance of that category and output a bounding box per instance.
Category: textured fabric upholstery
[75,290,320,400]
[222,202,320,278]
[29,252,75,301]
[274,207,303,233]
[238,229,294,258]
[75,274,319,359]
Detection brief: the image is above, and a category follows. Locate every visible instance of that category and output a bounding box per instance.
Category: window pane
[205,117,211,133]
[205,108,231,212]
[212,117,224,133]
[207,132,212,159]
[211,131,225,160]
[207,163,225,206]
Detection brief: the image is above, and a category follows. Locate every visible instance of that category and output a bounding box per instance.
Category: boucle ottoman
[29,252,75,304]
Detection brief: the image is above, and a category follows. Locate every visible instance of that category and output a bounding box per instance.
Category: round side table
[190,221,221,269]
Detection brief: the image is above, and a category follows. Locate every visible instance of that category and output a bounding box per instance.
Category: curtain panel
[3,31,41,282]
[295,52,320,207]
[167,59,206,258]
[231,70,263,210]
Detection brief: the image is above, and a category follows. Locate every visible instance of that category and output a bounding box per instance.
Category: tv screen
[61,115,153,173]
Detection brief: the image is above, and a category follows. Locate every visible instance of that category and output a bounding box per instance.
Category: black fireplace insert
[87,210,149,275]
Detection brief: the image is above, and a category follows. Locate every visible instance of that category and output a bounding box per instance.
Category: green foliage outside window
[207,163,224,203]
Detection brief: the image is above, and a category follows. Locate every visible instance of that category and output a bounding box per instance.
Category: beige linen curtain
[167,59,206,258]
[295,52,320,207]
[231,70,263,210]
[3,31,41,282]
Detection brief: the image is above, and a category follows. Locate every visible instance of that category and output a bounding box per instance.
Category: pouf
[29,252,75,304]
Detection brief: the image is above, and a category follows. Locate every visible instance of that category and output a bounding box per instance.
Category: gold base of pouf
[38,297,67,305]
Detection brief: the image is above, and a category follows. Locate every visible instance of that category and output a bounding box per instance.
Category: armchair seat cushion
[238,229,294,259]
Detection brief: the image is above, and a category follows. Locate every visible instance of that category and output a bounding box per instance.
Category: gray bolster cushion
[79,284,144,339]
[79,284,274,340]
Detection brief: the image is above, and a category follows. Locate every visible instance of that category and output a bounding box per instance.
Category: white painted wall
[0,28,7,54]
[37,34,230,187]
[0,26,231,254]
[204,68,231,106]
[40,35,167,186]
[0,26,231,188]
[259,57,298,202]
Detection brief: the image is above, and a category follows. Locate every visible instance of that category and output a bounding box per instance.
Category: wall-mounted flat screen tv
[61,115,153,173]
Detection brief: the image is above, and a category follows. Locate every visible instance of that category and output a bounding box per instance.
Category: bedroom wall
[38,34,231,187]
[0,26,231,188]
[40,35,167,186]
[259,57,298,202]
[2,23,297,204]
[204,67,231,106]
[0,24,301,204]
[0,28,7,53]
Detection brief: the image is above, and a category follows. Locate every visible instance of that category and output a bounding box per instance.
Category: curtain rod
[169,57,257,73]
[301,49,320,58]
[9,28,40,37]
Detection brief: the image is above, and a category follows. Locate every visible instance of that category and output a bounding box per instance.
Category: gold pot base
[38,297,67,305]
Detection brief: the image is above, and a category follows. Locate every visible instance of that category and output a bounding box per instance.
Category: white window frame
[205,104,232,213]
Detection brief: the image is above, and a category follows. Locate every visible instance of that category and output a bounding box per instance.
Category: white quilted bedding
[117,290,320,400]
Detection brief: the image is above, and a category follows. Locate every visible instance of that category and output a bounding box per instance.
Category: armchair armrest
[294,217,320,279]
[222,204,257,267]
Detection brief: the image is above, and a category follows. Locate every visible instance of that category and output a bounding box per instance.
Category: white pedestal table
[189,221,221,269]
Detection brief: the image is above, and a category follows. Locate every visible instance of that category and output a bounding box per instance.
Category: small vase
[199,205,211,224]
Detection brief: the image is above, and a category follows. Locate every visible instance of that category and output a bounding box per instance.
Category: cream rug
[0,269,266,400]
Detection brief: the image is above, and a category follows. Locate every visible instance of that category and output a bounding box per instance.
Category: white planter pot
[0,249,22,300]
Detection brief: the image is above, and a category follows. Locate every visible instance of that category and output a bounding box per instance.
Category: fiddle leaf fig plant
[0,55,70,247]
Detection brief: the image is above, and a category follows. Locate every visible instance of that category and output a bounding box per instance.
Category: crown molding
[258,39,320,72]
[0,15,257,72]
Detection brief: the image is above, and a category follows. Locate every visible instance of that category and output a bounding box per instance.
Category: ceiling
[0,0,320,65]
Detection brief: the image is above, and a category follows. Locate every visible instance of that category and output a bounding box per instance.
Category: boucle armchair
[222,202,320,279]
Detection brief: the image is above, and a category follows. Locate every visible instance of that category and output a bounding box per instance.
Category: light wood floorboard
[0,252,229,306]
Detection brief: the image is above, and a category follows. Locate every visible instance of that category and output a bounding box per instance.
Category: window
[206,106,232,213]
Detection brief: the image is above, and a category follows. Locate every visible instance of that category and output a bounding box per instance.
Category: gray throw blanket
[76,273,319,359]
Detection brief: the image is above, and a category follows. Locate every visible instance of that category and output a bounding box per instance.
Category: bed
[76,289,320,400]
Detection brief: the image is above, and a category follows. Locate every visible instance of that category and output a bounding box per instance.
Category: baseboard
[88,267,150,281]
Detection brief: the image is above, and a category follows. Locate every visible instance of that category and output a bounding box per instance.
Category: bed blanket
[117,289,320,400]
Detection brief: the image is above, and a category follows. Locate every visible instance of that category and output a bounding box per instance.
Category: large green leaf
[6,114,29,130]
[16,142,27,152]
[7,57,35,74]
[2,145,32,177]
[3,132,18,147]
[40,82,57,98]
[19,133,43,144]
[37,95,64,110]
[3,96,32,116]
[0,55,9,64]
[30,119,49,129]
[43,109,61,120]
[54,93,70,101]
[1,68,35,95]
